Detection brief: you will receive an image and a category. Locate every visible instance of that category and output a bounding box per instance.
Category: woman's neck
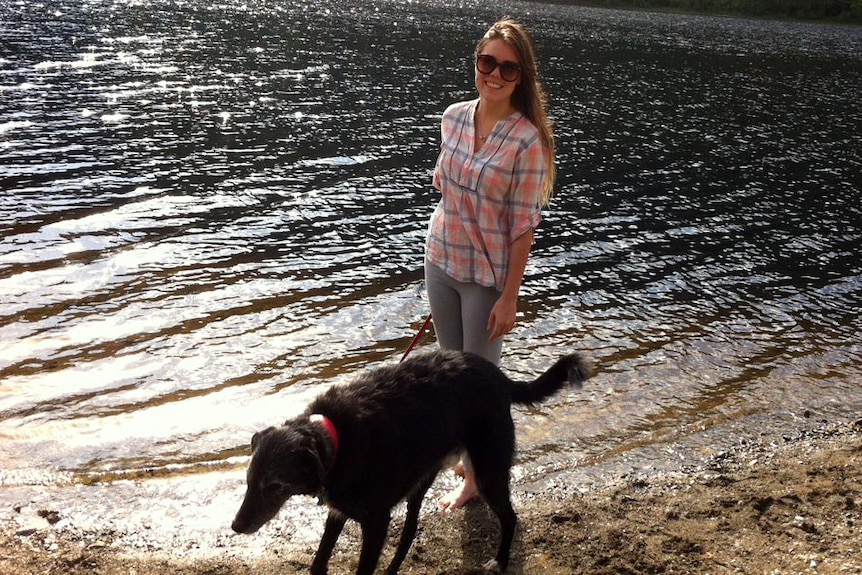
[476,98,516,123]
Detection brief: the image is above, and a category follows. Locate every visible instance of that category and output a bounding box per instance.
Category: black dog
[231,349,591,575]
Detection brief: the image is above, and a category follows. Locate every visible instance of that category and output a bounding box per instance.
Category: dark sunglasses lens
[476,54,496,74]
[476,54,520,81]
[499,63,520,81]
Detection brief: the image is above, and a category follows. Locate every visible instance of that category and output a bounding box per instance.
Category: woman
[425,17,555,511]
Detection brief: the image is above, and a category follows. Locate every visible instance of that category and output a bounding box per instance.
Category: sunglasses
[475,54,521,82]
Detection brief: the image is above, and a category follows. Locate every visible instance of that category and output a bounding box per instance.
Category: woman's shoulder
[506,113,541,147]
[442,99,477,119]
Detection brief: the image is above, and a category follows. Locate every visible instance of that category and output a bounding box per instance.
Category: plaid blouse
[426,99,546,291]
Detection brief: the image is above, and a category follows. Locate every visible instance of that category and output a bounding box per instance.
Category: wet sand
[2,418,860,575]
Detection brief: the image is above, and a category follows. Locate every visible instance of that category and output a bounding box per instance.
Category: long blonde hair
[476,17,555,205]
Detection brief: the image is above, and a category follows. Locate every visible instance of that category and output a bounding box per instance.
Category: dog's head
[231,424,327,534]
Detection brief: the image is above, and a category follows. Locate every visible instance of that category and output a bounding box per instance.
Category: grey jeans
[425,258,503,365]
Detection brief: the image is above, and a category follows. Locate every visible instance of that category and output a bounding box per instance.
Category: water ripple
[1,0,860,490]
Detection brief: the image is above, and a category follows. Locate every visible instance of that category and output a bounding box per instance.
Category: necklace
[475,102,508,143]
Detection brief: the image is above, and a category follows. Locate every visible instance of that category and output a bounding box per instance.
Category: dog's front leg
[355,512,391,575]
[311,511,347,575]
[387,474,435,575]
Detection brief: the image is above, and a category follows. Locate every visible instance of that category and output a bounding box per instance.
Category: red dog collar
[310,414,339,456]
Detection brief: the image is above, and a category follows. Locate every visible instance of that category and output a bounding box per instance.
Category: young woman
[424,17,555,511]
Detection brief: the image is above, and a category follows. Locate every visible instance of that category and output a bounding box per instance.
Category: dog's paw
[310,560,329,575]
[482,559,503,573]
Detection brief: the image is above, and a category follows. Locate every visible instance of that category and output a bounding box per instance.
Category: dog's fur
[231,349,591,575]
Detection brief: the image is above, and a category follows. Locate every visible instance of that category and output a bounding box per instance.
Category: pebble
[16,526,38,537]
[14,515,50,537]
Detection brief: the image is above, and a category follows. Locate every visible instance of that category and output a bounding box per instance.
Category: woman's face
[474,39,520,108]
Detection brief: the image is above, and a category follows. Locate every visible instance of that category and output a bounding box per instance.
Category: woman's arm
[487,228,533,341]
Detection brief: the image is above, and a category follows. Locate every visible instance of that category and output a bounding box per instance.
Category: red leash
[400,313,433,362]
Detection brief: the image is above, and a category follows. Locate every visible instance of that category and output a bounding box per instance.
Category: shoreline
[3,418,860,574]
[529,0,862,25]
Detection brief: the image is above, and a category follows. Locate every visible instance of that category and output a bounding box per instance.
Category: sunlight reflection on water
[0,0,860,530]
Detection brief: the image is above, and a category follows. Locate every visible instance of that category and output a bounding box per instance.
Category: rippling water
[1,0,861,540]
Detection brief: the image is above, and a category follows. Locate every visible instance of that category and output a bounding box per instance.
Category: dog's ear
[251,426,277,451]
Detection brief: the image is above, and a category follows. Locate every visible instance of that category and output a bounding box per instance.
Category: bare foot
[438,474,479,512]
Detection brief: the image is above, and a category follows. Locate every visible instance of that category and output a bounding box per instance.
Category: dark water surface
[1,0,860,552]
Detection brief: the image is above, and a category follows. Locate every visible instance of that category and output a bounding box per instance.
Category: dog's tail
[510,353,592,406]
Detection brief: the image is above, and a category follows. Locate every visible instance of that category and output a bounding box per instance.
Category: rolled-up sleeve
[508,136,545,243]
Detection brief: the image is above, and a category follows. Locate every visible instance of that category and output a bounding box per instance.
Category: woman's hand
[488,294,517,341]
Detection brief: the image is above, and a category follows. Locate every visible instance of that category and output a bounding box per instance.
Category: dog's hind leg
[469,426,518,572]
[356,511,391,575]
[311,511,347,575]
[480,484,517,573]
[473,470,517,572]
[386,473,436,575]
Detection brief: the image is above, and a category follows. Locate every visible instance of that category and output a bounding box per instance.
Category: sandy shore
[2,418,860,575]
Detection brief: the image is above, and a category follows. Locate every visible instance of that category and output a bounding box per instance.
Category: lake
[1,0,860,553]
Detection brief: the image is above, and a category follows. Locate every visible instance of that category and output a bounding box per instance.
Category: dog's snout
[232,513,259,534]
[232,499,270,535]
[231,506,253,534]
